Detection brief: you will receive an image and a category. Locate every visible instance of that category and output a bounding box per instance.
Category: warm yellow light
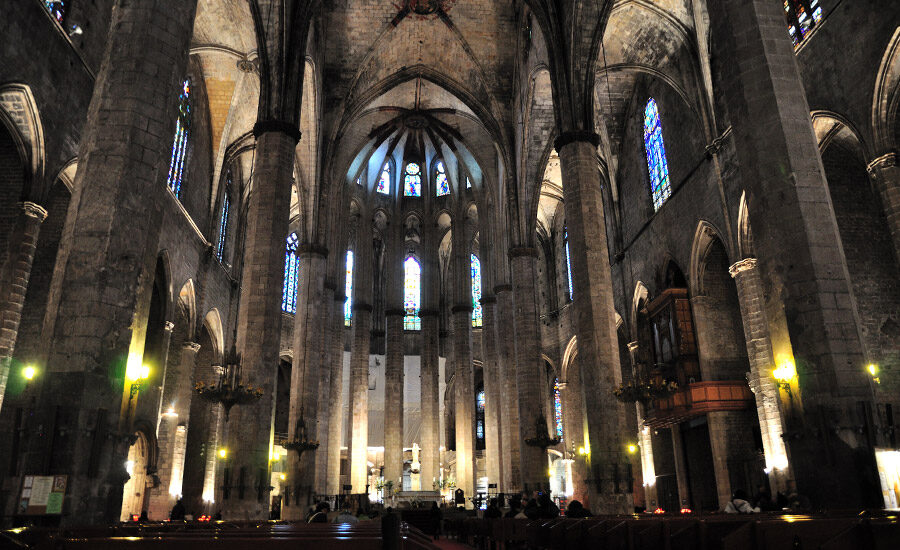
[22,366,36,380]
[218,448,228,459]
[279,473,286,481]
[627,444,638,455]
[867,364,879,377]
[773,358,796,383]
[578,446,587,456]
[139,364,150,380]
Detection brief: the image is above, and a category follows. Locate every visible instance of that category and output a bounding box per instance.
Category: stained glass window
[344,250,354,326]
[476,388,486,449]
[44,0,66,22]
[377,163,391,194]
[564,227,573,301]
[435,161,450,196]
[471,254,483,327]
[784,0,823,48]
[553,378,563,439]
[282,233,300,313]
[216,174,231,262]
[404,162,422,197]
[404,256,421,330]
[466,176,472,189]
[167,79,192,199]
[644,98,671,211]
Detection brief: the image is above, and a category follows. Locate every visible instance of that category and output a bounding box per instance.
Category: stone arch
[561,336,578,384]
[120,429,153,521]
[872,27,900,152]
[201,309,225,365]
[178,280,198,340]
[736,192,754,259]
[631,281,650,343]
[0,83,45,197]
[689,220,732,298]
[54,158,78,193]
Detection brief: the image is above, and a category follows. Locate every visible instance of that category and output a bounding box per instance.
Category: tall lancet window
[44,0,66,22]
[475,388,486,449]
[404,256,421,330]
[377,162,391,194]
[784,0,823,48]
[216,171,231,262]
[564,226,573,301]
[471,254,483,327]
[167,79,192,199]
[404,162,422,197]
[344,250,354,326]
[282,233,300,313]
[435,161,450,196]
[643,98,671,211]
[553,377,564,439]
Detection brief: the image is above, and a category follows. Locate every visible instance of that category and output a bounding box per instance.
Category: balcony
[645,381,753,428]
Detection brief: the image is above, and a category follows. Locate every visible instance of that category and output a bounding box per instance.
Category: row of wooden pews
[2,519,439,549]
[451,513,900,549]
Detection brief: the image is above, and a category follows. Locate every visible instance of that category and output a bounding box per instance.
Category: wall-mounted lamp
[22,365,37,381]
[773,359,796,394]
[867,363,881,385]
[127,363,151,398]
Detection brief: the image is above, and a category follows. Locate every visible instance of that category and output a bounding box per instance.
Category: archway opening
[120,431,150,521]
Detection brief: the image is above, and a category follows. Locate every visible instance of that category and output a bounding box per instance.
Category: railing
[645,381,753,428]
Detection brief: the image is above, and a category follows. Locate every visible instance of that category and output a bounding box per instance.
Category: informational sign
[18,475,67,515]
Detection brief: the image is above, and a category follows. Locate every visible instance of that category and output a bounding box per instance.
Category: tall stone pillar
[383,219,405,489]
[554,134,631,513]
[867,152,900,264]
[730,258,790,493]
[627,342,656,509]
[349,218,374,494]
[707,0,879,508]
[29,0,198,525]
[220,121,297,518]
[494,284,521,491]
[325,291,347,495]
[284,246,327,518]
[314,284,336,493]
[0,202,47,413]
[509,249,549,494]
[419,310,440,489]
[451,304,475,504]
[480,296,503,489]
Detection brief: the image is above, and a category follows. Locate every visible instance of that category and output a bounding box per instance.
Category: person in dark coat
[429,501,443,540]
[565,500,592,518]
[484,498,502,519]
[537,493,560,519]
[523,499,540,520]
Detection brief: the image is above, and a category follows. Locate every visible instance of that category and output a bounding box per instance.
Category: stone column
[0,202,47,414]
[730,258,790,493]
[480,295,503,490]
[419,310,440,489]
[348,217,374,494]
[383,219,405,490]
[509,249,549,494]
[669,426,691,509]
[284,245,327,518]
[707,0,878,508]
[314,284,335,494]
[627,342,657,509]
[221,120,297,519]
[867,152,900,264]
[325,291,347,495]
[494,284,521,492]
[30,0,198,525]
[451,303,475,504]
[554,133,631,513]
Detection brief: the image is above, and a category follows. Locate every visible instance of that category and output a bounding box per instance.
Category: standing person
[169,499,186,521]
[429,501,443,540]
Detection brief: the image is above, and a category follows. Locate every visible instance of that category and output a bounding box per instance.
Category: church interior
[0,0,899,547]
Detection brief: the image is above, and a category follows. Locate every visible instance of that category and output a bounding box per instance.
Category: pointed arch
[689,220,731,298]
[0,83,45,195]
[737,192,755,259]
[178,279,198,339]
[404,255,422,330]
[202,309,225,364]
[644,97,671,210]
[631,282,650,343]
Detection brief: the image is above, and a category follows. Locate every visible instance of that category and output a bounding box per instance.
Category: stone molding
[553,131,600,151]
[451,304,474,313]
[21,201,48,221]
[384,308,405,316]
[297,243,328,258]
[479,296,497,305]
[867,152,898,176]
[164,321,175,332]
[729,257,759,278]
[352,303,373,312]
[183,342,201,352]
[508,247,538,259]
[253,120,302,143]
[493,284,512,294]
[627,341,640,353]
[418,308,440,317]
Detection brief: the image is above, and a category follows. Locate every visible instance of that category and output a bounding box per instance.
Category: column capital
[164,321,175,332]
[385,308,405,316]
[867,152,898,176]
[479,296,497,305]
[508,247,538,259]
[253,120,302,143]
[21,201,48,221]
[627,341,640,353]
[553,131,600,151]
[297,243,329,258]
[451,304,474,314]
[729,257,759,278]
[493,284,512,294]
[183,342,201,353]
